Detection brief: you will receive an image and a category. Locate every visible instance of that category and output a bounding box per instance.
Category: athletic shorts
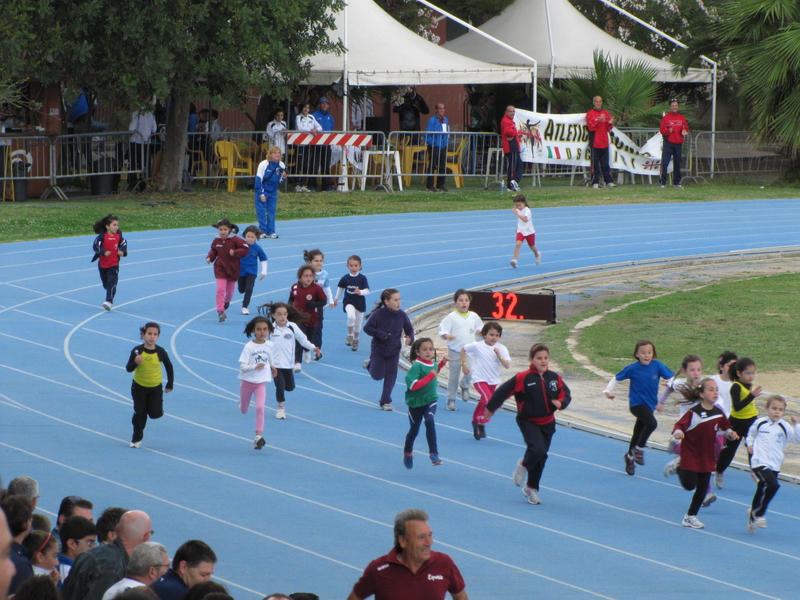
[516,232,536,246]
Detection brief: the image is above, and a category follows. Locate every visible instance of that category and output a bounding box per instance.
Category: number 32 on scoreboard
[491,292,523,320]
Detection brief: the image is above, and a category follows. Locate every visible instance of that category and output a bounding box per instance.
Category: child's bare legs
[531,244,541,263]
[512,239,524,262]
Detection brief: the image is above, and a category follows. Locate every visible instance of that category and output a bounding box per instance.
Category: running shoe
[303,350,311,363]
[129,441,141,449]
[701,493,717,507]
[460,387,470,402]
[472,423,481,440]
[293,363,301,373]
[522,486,540,504]
[218,311,227,322]
[103,301,112,311]
[667,436,680,454]
[446,399,456,411]
[536,252,542,265]
[510,259,518,268]
[275,408,286,420]
[381,403,394,411]
[714,471,724,489]
[624,453,636,476]
[512,460,527,486]
[674,184,684,189]
[633,448,645,465]
[754,515,767,529]
[224,301,230,310]
[241,307,250,315]
[268,234,279,239]
[403,452,413,469]
[746,509,756,533]
[606,182,616,188]
[430,453,442,465]
[682,514,704,529]
[477,423,487,439]
[254,436,266,450]
[351,338,359,351]
[345,335,353,346]
[663,456,680,478]
[362,359,371,371]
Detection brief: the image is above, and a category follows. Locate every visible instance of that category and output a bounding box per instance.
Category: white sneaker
[381,403,394,411]
[522,486,540,504]
[606,182,616,188]
[510,259,518,268]
[446,399,456,411]
[713,471,724,489]
[682,514,704,529]
[663,456,680,478]
[754,515,767,529]
[592,183,599,189]
[535,252,542,266]
[241,307,250,315]
[293,363,301,373]
[103,301,112,311]
[512,460,527,486]
[303,350,311,363]
[702,493,717,507]
[667,436,680,454]
[129,441,141,448]
[254,435,266,450]
[511,180,520,192]
[275,408,286,420]
[746,509,756,533]
[362,359,370,370]
[345,335,353,346]
[295,185,304,193]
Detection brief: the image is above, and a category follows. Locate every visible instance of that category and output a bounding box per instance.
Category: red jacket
[500,114,520,154]
[586,108,613,149]
[660,112,689,145]
[487,368,571,425]
[207,236,249,281]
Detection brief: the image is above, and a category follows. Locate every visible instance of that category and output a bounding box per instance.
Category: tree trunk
[158,94,190,192]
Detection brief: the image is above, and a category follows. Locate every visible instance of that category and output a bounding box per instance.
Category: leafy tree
[12,0,342,191]
[538,50,669,127]
[677,0,800,157]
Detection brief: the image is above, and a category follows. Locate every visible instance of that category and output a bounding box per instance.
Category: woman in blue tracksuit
[363,288,415,411]
[254,146,286,239]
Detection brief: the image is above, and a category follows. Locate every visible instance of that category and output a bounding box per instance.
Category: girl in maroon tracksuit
[206,219,249,322]
[288,265,327,372]
[486,343,571,505]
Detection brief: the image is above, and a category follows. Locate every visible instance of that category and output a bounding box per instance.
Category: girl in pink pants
[238,316,277,449]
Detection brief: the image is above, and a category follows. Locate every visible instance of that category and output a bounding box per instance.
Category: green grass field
[575,272,800,373]
[1,176,797,243]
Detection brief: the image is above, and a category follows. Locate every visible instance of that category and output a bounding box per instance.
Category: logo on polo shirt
[377,564,389,571]
[428,574,443,580]
[306,294,313,301]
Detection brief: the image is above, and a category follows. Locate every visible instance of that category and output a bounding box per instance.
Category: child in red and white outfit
[288,265,327,373]
[206,219,249,323]
[91,214,128,311]
[460,322,510,440]
[510,195,541,268]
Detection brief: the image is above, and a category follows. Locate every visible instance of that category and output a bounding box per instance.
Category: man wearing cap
[312,97,336,191]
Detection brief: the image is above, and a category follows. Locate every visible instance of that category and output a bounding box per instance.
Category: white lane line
[0,331,61,351]
[12,309,74,326]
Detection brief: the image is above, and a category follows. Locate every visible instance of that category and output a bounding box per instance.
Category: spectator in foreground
[150,540,216,600]
[96,508,128,545]
[53,497,94,547]
[58,516,97,582]
[1,495,33,595]
[182,581,228,600]
[11,574,61,600]
[102,542,169,600]
[6,477,39,512]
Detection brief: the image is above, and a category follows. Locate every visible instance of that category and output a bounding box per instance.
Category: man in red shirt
[501,106,522,192]
[585,96,616,189]
[659,99,690,189]
[347,509,468,600]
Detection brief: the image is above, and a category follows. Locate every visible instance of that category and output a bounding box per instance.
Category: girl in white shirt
[239,316,277,449]
[266,109,287,154]
[438,289,483,411]
[460,322,511,440]
[510,195,541,268]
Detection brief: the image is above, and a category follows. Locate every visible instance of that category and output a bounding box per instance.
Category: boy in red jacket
[659,100,689,189]
[485,343,571,505]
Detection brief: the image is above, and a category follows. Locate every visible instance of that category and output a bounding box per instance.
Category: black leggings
[678,470,712,516]
[751,467,780,518]
[628,404,658,454]
[716,415,756,474]
[517,417,556,491]
[238,274,256,309]
[131,381,164,443]
[274,368,296,403]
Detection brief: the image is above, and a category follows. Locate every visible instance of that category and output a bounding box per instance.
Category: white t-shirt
[516,206,535,236]
[710,375,733,417]
[438,310,483,352]
[238,340,275,383]
[463,341,509,385]
[269,323,313,369]
[102,578,145,600]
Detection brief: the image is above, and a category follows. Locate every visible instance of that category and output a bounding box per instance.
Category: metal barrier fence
[694,131,787,178]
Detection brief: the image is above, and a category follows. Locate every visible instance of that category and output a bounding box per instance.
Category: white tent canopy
[306,0,534,86]
[443,0,711,83]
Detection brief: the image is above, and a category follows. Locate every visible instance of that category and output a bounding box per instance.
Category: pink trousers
[472,382,497,425]
[216,278,236,312]
[239,380,266,432]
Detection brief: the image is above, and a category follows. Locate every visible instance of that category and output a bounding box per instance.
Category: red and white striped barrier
[286,133,372,146]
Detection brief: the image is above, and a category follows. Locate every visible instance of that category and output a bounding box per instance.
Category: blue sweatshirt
[364,306,414,357]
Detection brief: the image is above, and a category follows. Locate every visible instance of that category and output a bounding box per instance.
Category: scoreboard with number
[469,290,556,323]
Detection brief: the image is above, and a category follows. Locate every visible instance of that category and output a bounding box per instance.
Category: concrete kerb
[404,246,800,484]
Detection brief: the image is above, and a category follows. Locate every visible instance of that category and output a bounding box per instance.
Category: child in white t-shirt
[460,321,511,440]
[239,316,277,450]
[510,195,541,268]
[438,289,483,411]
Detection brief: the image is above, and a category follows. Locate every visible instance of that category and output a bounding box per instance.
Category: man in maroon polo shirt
[347,509,467,600]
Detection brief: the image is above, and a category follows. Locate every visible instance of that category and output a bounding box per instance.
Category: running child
[485,343,571,505]
[604,339,673,475]
[254,146,286,239]
[438,289,483,411]
[403,338,449,469]
[91,214,128,311]
[461,322,511,440]
[669,378,738,529]
[509,195,541,268]
[22,531,60,584]
[363,288,415,411]
[710,350,738,417]
[304,249,334,353]
[238,316,277,450]
[714,357,762,488]
[259,302,321,419]
[206,219,249,322]
[746,395,800,533]
[125,322,174,448]
[288,265,327,372]
[238,226,268,315]
[332,255,370,351]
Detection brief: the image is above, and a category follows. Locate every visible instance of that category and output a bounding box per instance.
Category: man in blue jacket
[425,103,449,192]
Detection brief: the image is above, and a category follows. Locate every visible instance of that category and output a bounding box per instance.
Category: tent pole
[544,0,555,113]
[340,0,349,191]
[711,63,717,178]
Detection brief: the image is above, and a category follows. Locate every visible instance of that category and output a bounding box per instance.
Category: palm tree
[538,50,669,127]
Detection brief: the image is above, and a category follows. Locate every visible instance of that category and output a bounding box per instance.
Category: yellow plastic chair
[215,141,252,192]
[187,147,208,184]
[445,138,468,188]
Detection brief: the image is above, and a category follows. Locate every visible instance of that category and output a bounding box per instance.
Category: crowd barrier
[0,128,790,200]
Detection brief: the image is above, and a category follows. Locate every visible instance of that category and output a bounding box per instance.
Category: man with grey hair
[62,510,153,600]
[347,508,467,600]
[6,477,39,511]
[102,542,169,600]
